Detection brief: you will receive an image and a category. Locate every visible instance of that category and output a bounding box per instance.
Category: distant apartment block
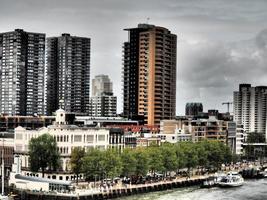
[46,33,90,115]
[233,84,267,139]
[89,75,117,117]
[122,24,177,126]
[185,102,203,116]
[0,29,45,116]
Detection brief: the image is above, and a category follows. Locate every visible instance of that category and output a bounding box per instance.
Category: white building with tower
[14,109,109,181]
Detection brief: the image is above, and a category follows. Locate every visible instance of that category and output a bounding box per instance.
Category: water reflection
[117,179,267,200]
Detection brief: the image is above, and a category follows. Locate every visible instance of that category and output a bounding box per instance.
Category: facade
[160,111,242,153]
[89,96,117,117]
[14,109,109,177]
[0,133,14,172]
[9,156,72,192]
[89,75,117,117]
[92,74,113,96]
[186,116,228,143]
[233,84,267,139]
[122,24,177,126]
[109,128,125,151]
[160,118,187,134]
[0,115,54,132]
[46,34,91,115]
[236,124,245,155]
[0,29,45,116]
[75,116,139,127]
[185,103,203,116]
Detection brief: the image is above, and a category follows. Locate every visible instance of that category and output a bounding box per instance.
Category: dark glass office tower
[0,29,45,116]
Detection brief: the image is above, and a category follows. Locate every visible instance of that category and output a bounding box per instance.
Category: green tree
[247,132,265,143]
[121,148,137,177]
[82,148,105,181]
[160,144,177,176]
[195,141,208,174]
[134,148,149,176]
[103,149,122,179]
[147,147,164,175]
[182,142,198,177]
[70,147,85,184]
[174,143,186,173]
[29,134,60,177]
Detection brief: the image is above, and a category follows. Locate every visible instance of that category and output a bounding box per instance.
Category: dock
[10,176,206,200]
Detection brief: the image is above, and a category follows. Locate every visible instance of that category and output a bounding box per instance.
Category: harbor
[6,165,267,200]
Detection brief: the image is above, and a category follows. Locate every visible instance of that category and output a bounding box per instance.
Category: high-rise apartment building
[46,33,90,115]
[89,75,117,117]
[0,29,45,116]
[233,84,267,139]
[122,24,177,126]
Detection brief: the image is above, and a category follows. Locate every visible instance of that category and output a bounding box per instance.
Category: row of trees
[71,140,233,182]
[29,134,234,181]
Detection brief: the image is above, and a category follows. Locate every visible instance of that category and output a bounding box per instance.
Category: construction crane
[222,102,233,113]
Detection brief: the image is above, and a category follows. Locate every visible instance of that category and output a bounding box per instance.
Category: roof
[14,174,72,185]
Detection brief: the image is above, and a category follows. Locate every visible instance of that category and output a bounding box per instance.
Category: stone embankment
[10,176,206,200]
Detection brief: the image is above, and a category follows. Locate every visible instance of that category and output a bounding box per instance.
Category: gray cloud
[1,0,267,115]
[178,29,267,113]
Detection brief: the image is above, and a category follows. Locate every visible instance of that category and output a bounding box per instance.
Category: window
[74,135,82,142]
[87,135,94,143]
[16,133,23,140]
[98,135,105,142]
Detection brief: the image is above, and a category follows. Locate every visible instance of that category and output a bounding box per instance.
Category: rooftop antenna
[146,17,150,24]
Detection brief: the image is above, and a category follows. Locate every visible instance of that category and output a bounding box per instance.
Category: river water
[117,179,267,200]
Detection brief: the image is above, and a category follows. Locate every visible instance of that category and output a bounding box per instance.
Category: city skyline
[1,0,267,115]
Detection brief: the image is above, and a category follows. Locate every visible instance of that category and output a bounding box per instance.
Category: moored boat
[218,172,244,187]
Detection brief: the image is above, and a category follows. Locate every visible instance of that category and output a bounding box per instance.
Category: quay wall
[10,177,204,200]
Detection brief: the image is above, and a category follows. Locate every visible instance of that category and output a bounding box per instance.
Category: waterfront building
[236,124,246,155]
[160,118,187,134]
[122,24,177,126]
[0,133,14,173]
[0,29,45,116]
[233,84,267,140]
[160,110,243,154]
[108,124,160,134]
[14,109,109,181]
[109,128,125,151]
[157,132,192,143]
[185,102,203,116]
[89,75,117,117]
[9,156,72,192]
[46,34,91,115]
[187,116,228,143]
[0,115,55,132]
[136,137,161,147]
[124,133,137,148]
[75,116,139,127]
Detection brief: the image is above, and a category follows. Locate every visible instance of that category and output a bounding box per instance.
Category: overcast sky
[1,0,267,115]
